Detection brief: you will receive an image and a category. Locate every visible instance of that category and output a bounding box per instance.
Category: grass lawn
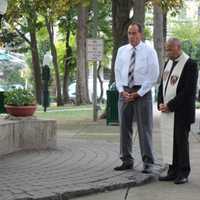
[36,103,93,111]
[34,103,120,142]
[35,104,105,123]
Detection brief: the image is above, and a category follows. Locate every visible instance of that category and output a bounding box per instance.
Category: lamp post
[0,0,8,29]
[42,52,52,112]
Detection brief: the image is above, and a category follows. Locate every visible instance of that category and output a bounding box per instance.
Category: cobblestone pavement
[73,131,200,200]
[3,106,199,200]
[72,109,200,200]
[0,136,162,200]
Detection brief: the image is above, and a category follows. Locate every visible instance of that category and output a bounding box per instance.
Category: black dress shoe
[174,177,188,184]
[159,174,177,181]
[142,165,153,174]
[114,163,133,171]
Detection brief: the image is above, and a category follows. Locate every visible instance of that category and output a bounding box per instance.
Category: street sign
[86,38,103,61]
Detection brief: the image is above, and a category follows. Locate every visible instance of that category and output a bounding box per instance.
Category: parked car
[68,82,76,103]
[8,84,24,90]
[0,84,24,92]
[68,79,109,103]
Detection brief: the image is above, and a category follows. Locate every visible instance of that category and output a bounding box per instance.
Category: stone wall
[0,117,57,156]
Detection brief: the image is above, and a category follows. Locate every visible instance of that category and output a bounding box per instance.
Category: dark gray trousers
[118,90,154,166]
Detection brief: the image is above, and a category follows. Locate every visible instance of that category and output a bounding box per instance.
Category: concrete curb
[15,172,157,200]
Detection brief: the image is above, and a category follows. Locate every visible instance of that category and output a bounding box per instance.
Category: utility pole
[92,0,98,121]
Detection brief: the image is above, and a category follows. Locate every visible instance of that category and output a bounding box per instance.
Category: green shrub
[4,89,35,106]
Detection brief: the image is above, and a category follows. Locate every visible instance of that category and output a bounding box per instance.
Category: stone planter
[0,118,57,156]
[5,105,37,117]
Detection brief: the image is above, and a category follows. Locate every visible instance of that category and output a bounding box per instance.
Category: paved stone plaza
[0,108,199,200]
[0,136,163,200]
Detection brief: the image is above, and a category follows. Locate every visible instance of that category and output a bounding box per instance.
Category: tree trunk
[163,12,167,43]
[76,4,90,105]
[110,0,145,83]
[45,16,63,106]
[27,19,42,104]
[153,4,165,81]
[132,0,145,31]
[63,30,71,103]
[97,62,103,103]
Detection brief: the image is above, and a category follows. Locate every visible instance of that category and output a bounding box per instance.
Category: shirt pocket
[121,51,129,64]
[135,56,147,74]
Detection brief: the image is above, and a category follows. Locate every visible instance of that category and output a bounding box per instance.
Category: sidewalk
[75,109,200,200]
[74,131,200,200]
[0,108,199,200]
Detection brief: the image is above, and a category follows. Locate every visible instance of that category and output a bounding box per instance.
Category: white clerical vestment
[160,52,189,164]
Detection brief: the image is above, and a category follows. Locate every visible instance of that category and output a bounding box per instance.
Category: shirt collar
[128,41,144,51]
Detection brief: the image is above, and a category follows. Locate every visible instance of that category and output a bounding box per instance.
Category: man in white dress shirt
[114,22,159,173]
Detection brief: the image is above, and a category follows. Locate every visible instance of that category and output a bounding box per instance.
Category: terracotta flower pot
[5,105,37,117]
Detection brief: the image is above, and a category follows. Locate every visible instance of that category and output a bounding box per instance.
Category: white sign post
[86,38,103,61]
[86,38,103,121]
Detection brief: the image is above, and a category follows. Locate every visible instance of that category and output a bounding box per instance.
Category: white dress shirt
[115,41,159,96]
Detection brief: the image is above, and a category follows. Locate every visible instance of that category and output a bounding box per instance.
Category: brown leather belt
[123,85,141,93]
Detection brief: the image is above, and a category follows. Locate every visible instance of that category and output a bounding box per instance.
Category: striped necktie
[128,48,136,88]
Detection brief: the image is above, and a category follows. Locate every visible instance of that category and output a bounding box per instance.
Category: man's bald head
[167,38,182,48]
[165,38,182,60]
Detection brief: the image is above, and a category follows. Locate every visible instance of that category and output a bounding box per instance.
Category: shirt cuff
[117,86,124,93]
[137,89,145,97]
